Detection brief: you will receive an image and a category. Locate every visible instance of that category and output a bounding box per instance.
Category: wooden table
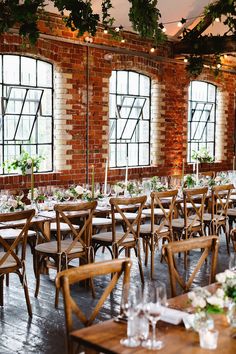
[70,285,236,354]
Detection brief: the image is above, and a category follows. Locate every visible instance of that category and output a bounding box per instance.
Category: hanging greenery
[128,0,166,44]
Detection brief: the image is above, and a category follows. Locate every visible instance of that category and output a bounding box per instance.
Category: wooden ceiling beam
[173,35,236,55]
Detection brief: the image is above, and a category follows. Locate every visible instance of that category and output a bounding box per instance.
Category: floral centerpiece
[126,181,142,196]
[2,196,25,212]
[113,182,125,196]
[151,176,167,192]
[183,174,197,188]
[192,147,214,163]
[188,287,225,314]
[66,185,84,200]
[4,150,44,200]
[216,270,236,304]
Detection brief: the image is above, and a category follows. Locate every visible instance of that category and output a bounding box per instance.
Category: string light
[121,38,126,43]
[215,17,220,22]
[159,23,166,33]
[84,36,93,43]
[177,18,187,27]
[103,27,108,34]
[184,58,188,63]
[115,25,123,32]
[150,46,156,53]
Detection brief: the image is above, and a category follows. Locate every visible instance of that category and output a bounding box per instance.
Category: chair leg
[34,254,41,298]
[6,274,9,287]
[17,270,32,317]
[150,234,155,279]
[136,242,144,284]
[0,274,4,306]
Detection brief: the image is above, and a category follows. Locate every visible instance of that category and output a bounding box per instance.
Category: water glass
[199,328,219,350]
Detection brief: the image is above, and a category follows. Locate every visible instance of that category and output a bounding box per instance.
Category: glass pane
[140,75,150,96]
[3,55,20,84]
[208,84,216,102]
[21,57,36,86]
[109,119,116,141]
[117,71,128,94]
[191,81,207,101]
[41,89,52,116]
[5,88,26,114]
[117,119,126,139]
[4,115,19,140]
[142,99,150,120]
[0,146,2,174]
[15,115,35,140]
[117,144,127,167]
[22,89,43,115]
[128,144,138,166]
[4,144,20,163]
[122,120,137,140]
[109,94,116,118]
[139,144,149,165]
[109,71,116,93]
[38,145,52,171]
[109,144,116,168]
[37,116,52,143]
[37,61,52,87]
[128,72,139,95]
[207,124,215,141]
[139,121,149,142]
[194,122,205,140]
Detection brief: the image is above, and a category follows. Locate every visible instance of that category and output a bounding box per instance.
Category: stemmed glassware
[142,281,166,350]
[120,286,142,348]
[229,252,236,272]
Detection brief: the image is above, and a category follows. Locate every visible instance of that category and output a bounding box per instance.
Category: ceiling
[45,0,229,39]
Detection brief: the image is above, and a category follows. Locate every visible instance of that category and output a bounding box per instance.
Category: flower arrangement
[126,181,142,196]
[27,188,45,203]
[66,185,84,199]
[192,147,214,163]
[198,173,231,188]
[4,150,44,175]
[188,287,224,314]
[216,270,236,304]
[150,176,167,192]
[113,182,125,195]
[183,174,197,188]
[3,196,25,212]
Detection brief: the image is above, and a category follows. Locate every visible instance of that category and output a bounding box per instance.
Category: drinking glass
[229,252,236,272]
[142,281,165,350]
[120,287,142,347]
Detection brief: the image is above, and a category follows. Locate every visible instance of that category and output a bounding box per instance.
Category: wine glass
[229,252,236,272]
[120,286,142,348]
[142,281,166,350]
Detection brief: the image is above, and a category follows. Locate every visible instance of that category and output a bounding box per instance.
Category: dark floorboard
[0,233,232,354]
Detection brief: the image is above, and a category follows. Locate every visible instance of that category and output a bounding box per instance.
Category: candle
[104,158,108,195]
[233,156,235,170]
[196,160,199,184]
[182,159,185,180]
[125,156,128,186]
[31,159,34,201]
[91,165,94,199]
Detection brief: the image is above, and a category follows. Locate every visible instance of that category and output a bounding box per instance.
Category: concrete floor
[0,233,232,354]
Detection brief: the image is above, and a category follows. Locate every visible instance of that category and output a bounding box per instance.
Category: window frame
[109,70,151,168]
[187,80,217,163]
[0,54,54,175]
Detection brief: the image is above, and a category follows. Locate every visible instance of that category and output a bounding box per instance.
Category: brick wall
[0,12,235,190]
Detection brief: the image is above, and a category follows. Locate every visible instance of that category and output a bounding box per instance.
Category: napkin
[160,306,192,325]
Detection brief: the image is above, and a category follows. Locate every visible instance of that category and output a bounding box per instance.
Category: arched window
[187,81,217,162]
[0,54,53,174]
[109,70,151,168]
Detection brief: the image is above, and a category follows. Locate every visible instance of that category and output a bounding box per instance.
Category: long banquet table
[70,284,236,354]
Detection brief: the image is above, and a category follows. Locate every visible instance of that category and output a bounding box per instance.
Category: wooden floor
[0,233,232,354]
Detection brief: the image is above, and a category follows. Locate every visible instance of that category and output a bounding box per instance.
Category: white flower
[8,199,18,208]
[192,296,206,309]
[215,288,225,299]
[74,185,84,195]
[86,190,92,197]
[207,295,224,308]
[27,158,32,165]
[94,189,100,198]
[216,271,227,284]
[114,185,123,194]
[225,269,235,279]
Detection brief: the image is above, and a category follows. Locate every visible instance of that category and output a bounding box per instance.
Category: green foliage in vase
[183,174,196,189]
[4,150,44,175]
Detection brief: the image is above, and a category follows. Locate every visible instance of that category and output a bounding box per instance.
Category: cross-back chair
[0,209,35,316]
[34,201,97,308]
[162,235,219,297]
[92,195,146,283]
[203,184,234,253]
[172,187,208,241]
[139,189,178,279]
[55,258,132,354]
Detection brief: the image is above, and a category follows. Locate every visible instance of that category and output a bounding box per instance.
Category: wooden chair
[162,235,219,297]
[0,209,35,316]
[172,187,208,241]
[55,258,132,354]
[34,201,97,308]
[139,189,178,279]
[200,171,215,178]
[203,184,234,253]
[92,196,147,283]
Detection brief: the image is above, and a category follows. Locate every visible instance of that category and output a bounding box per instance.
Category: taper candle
[91,165,95,199]
[104,158,108,195]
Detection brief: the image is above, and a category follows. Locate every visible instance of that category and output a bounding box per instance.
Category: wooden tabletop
[70,284,236,354]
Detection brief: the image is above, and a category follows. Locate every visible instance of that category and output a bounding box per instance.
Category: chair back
[0,209,35,268]
[183,187,208,238]
[200,171,215,178]
[211,184,234,220]
[150,189,178,240]
[54,201,97,254]
[55,258,132,354]
[162,235,219,297]
[110,195,147,245]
